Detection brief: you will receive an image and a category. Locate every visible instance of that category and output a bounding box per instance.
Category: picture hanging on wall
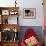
[23,8,36,19]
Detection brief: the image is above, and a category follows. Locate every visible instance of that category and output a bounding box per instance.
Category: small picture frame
[2,10,9,15]
[9,9,18,15]
[23,8,36,19]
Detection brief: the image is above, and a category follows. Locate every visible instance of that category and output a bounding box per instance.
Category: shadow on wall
[18,26,43,44]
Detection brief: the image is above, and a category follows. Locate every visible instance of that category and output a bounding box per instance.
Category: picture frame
[9,9,18,15]
[23,8,36,19]
[2,10,9,15]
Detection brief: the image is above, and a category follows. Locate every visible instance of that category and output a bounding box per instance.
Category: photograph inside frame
[23,8,36,19]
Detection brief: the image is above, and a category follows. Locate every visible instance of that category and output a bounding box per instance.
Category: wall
[18,0,43,26]
[0,0,44,26]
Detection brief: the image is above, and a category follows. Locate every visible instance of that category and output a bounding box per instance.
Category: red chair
[21,28,41,46]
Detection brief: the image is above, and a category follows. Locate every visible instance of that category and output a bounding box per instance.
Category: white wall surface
[0,0,43,26]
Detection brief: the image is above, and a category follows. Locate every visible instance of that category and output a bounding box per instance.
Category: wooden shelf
[0,7,20,46]
[0,7,19,10]
[1,40,19,46]
[0,7,19,24]
[0,24,20,32]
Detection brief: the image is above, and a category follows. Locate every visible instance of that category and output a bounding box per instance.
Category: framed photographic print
[2,28,13,41]
[2,10,9,15]
[23,8,36,19]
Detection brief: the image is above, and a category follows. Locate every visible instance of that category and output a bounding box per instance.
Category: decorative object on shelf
[9,9,18,15]
[1,28,13,41]
[1,28,19,41]
[2,10,9,15]
[13,32,18,41]
[14,28,17,32]
[5,18,8,24]
[23,8,36,19]
[13,28,18,41]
